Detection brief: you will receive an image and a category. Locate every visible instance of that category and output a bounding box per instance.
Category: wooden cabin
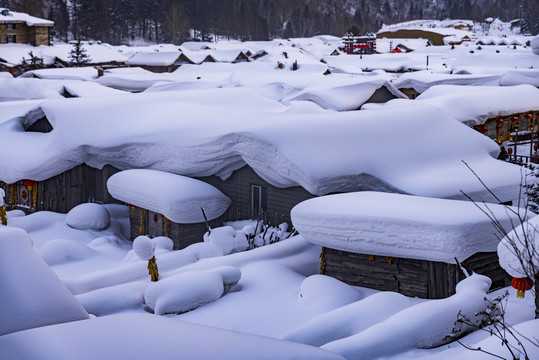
[0,8,53,46]
[291,192,521,299]
[320,249,508,299]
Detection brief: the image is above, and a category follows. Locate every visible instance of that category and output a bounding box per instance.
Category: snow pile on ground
[107,169,231,223]
[297,275,365,315]
[0,227,89,336]
[36,238,97,265]
[144,266,241,315]
[291,191,523,263]
[321,274,493,359]
[66,203,111,230]
[0,313,346,360]
[498,214,539,278]
[532,36,539,55]
[284,291,411,346]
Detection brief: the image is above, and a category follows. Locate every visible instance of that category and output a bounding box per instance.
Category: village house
[0,8,53,46]
[291,192,522,299]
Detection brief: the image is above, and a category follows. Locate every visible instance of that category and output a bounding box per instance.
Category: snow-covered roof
[392,71,502,93]
[291,191,523,263]
[0,88,524,203]
[364,84,539,126]
[284,76,407,111]
[126,51,181,66]
[0,8,53,26]
[107,169,231,223]
[19,66,99,81]
[498,214,539,278]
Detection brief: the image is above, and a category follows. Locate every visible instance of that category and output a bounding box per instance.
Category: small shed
[291,192,522,299]
[107,169,232,249]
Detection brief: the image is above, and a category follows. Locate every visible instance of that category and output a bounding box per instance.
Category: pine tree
[18,51,44,73]
[69,40,92,67]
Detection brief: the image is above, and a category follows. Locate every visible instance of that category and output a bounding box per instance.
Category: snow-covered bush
[66,203,111,230]
[144,266,241,315]
[133,235,155,261]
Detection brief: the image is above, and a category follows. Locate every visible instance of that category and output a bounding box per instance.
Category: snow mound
[203,225,249,255]
[153,236,174,251]
[66,203,111,230]
[37,238,97,265]
[144,266,241,315]
[284,291,411,347]
[321,274,492,359]
[0,313,346,360]
[497,214,539,278]
[107,169,231,224]
[292,191,524,263]
[533,36,539,55]
[298,275,364,314]
[0,227,89,336]
[133,235,155,261]
[77,281,148,316]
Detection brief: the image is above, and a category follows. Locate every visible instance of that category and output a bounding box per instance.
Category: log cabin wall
[321,248,510,299]
[0,164,120,214]
[198,165,316,227]
[129,206,225,250]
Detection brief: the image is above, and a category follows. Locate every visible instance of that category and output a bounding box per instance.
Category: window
[6,23,15,30]
[251,185,267,219]
[6,34,15,43]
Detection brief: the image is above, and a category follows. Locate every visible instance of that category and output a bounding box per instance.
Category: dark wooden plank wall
[322,248,510,299]
[0,164,120,214]
[199,165,315,226]
[130,207,225,250]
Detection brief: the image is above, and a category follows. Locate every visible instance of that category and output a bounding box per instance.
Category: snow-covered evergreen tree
[68,40,92,67]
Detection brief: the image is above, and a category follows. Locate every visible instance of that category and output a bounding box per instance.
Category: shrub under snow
[66,203,111,230]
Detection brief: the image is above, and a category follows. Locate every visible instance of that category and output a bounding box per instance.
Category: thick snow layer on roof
[284,76,406,111]
[365,85,539,126]
[291,192,522,262]
[0,313,345,360]
[392,71,502,92]
[0,78,66,100]
[500,69,539,87]
[0,89,524,203]
[0,8,53,26]
[452,53,539,73]
[0,227,89,336]
[126,51,181,66]
[19,66,98,80]
[497,214,539,278]
[107,169,231,223]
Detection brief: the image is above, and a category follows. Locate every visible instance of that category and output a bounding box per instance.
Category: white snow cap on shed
[107,169,231,224]
[291,191,523,263]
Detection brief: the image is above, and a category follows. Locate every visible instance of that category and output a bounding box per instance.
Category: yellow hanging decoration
[163,215,170,238]
[386,256,394,265]
[147,256,159,281]
[319,246,326,274]
[32,183,38,209]
[9,184,15,209]
[0,205,6,225]
[139,208,146,235]
[368,255,375,261]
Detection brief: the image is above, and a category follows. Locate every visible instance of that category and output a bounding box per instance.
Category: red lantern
[512,116,519,122]
[535,144,538,151]
[479,126,488,134]
[525,114,533,120]
[496,119,504,125]
[511,277,534,298]
[507,148,513,154]
[22,180,35,187]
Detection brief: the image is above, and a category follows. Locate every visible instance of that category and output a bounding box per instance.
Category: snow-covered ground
[0,208,537,359]
[1,32,538,359]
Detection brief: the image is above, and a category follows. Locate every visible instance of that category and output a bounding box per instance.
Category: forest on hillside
[2,0,538,44]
